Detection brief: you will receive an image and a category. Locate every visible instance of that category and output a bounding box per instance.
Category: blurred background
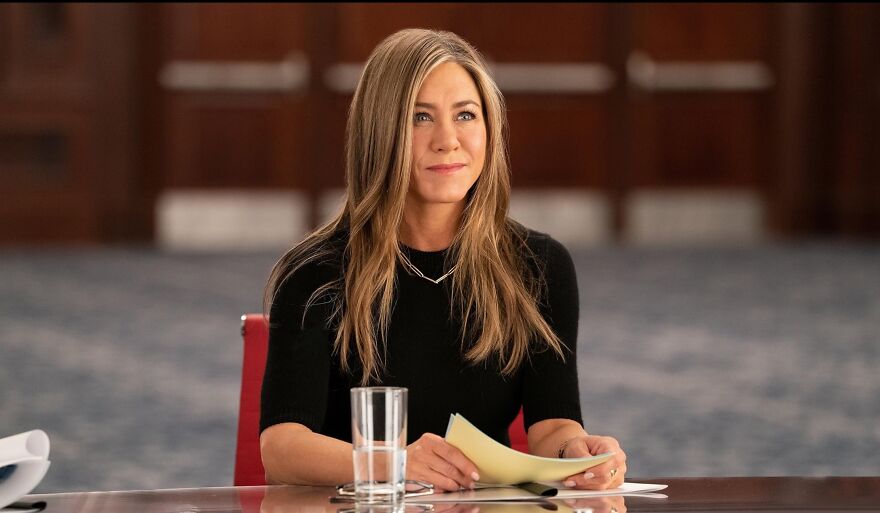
[1,2,878,493]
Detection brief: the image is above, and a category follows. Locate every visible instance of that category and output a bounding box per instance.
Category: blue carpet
[1,243,878,492]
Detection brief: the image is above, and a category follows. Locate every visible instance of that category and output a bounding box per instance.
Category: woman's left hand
[560,434,626,490]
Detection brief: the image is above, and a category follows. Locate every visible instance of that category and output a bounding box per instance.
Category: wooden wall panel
[626,4,775,190]
[3,3,89,98]
[335,3,610,61]
[772,3,833,237]
[0,108,99,242]
[0,4,139,243]
[632,3,771,60]
[162,95,309,189]
[470,3,610,61]
[165,3,308,60]
[829,5,880,236]
[156,4,312,191]
[630,95,766,188]
[320,96,350,190]
[479,4,612,189]
[335,4,462,60]
[505,98,610,188]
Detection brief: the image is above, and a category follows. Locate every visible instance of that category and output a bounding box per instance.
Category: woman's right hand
[406,433,480,492]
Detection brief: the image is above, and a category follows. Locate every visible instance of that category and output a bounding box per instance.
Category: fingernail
[563,480,576,487]
[471,471,480,481]
[583,472,594,479]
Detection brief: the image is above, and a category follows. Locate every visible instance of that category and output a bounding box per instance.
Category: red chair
[235,314,271,486]
[234,313,529,486]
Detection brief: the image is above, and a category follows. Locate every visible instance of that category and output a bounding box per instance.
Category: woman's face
[408,62,487,210]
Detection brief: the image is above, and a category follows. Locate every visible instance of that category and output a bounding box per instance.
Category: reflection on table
[260,485,627,513]
[18,477,880,513]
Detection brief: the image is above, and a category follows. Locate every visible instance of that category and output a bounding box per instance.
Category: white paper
[419,482,668,502]
[0,430,51,509]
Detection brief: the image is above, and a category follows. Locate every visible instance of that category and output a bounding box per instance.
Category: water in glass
[353,446,406,503]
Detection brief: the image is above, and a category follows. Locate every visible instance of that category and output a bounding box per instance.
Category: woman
[259,28,627,492]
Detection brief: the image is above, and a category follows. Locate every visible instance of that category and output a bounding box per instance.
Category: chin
[411,185,469,204]
[423,189,472,204]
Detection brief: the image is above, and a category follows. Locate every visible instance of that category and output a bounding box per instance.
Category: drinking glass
[350,387,408,504]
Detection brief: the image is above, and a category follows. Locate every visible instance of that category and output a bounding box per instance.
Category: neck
[399,200,464,251]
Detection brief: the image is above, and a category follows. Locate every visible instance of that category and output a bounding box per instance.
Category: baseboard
[155,190,308,250]
[624,189,765,245]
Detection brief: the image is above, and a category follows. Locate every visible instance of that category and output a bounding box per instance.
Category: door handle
[159,53,309,93]
[324,61,615,94]
[627,51,774,92]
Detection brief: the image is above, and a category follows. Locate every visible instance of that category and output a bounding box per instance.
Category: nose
[430,118,460,152]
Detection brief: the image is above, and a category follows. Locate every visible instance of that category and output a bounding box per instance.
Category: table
[18,478,880,513]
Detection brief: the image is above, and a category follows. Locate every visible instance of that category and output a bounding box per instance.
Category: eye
[414,112,432,122]
[458,111,477,121]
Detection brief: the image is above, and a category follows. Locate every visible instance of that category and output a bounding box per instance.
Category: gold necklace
[399,252,457,285]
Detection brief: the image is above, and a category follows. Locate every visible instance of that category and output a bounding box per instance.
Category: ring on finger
[609,468,618,479]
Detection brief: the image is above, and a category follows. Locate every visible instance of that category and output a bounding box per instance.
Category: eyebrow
[414,100,481,109]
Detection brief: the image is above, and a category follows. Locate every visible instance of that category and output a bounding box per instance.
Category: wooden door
[147,4,344,246]
[153,4,316,190]
[621,3,776,243]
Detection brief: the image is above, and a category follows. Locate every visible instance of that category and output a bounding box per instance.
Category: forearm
[527,418,588,458]
[260,423,354,485]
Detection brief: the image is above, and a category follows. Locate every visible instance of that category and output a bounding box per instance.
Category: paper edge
[421,481,668,502]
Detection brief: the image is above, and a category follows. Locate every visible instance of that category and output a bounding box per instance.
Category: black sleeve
[259,258,337,434]
[521,234,584,430]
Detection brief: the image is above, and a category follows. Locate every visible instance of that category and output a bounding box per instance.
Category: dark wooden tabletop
[19,477,880,513]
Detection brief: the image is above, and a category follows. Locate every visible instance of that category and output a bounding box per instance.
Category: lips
[426,163,466,173]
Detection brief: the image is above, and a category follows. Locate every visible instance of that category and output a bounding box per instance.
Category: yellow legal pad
[444,413,614,485]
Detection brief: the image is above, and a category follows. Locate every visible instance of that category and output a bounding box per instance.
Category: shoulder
[513,225,579,330]
[286,229,345,273]
[272,229,347,308]
[511,222,575,275]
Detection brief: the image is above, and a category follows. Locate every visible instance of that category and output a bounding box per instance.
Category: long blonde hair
[265,28,565,384]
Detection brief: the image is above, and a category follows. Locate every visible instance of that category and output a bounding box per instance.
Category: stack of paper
[0,430,51,510]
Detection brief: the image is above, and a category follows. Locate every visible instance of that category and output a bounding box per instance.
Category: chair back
[234,313,530,486]
[235,314,270,486]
